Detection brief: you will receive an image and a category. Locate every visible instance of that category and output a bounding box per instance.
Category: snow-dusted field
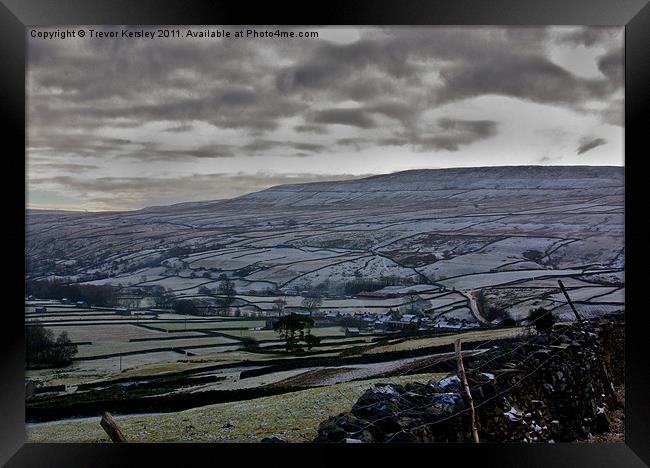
[26,167,624,379]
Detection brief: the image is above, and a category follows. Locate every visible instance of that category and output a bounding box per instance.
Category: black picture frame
[2,1,648,466]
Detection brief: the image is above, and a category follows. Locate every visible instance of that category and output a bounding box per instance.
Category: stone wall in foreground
[315,318,624,443]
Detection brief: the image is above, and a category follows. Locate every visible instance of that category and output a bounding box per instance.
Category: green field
[26,372,447,443]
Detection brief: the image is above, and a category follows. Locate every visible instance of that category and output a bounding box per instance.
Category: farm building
[373,315,392,330]
[115,307,131,316]
[388,314,421,330]
[345,327,360,337]
[61,298,69,304]
[361,315,376,325]
[75,301,88,308]
[325,311,343,320]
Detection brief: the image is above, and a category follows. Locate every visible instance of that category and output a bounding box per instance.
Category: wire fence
[343,328,575,440]
[321,295,617,441]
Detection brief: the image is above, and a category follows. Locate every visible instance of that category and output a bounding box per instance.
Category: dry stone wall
[315,317,624,443]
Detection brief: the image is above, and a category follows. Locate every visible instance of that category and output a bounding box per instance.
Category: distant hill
[26,166,624,322]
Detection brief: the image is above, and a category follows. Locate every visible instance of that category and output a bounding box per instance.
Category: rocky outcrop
[315,317,624,443]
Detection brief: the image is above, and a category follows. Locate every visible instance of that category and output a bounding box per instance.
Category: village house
[345,327,360,337]
[325,311,343,320]
[388,313,421,330]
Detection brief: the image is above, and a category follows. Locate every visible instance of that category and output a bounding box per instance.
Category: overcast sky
[27,26,623,211]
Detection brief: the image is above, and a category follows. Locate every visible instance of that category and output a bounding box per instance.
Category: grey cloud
[164,124,194,133]
[554,27,619,47]
[336,138,371,150]
[28,134,236,161]
[365,101,414,121]
[30,172,368,210]
[278,28,620,107]
[294,124,328,134]
[336,119,498,152]
[577,137,607,155]
[374,118,498,152]
[29,162,100,173]
[437,118,498,138]
[438,54,612,105]
[310,108,377,129]
[27,26,623,209]
[599,99,623,127]
[415,118,499,151]
[292,142,327,153]
[598,48,623,84]
[120,144,236,161]
[242,139,327,154]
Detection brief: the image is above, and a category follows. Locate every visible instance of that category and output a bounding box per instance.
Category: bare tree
[301,294,323,317]
[272,297,287,317]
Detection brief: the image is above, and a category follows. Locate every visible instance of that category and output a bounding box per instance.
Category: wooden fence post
[558,280,582,321]
[100,411,128,443]
[558,281,619,405]
[455,338,480,443]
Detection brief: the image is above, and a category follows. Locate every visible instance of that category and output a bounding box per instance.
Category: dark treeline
[26,279,116,307]
[344,276,415,295]
[26,321,78,369]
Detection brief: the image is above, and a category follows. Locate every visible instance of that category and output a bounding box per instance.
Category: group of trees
[527,307,556,332]
[26,280,116,307]
[273,313,321,352]
[172,299,201,315]
[26,322,78,368]
[475,290,505,322]
[343,276,415,296]
[405,291,430,315]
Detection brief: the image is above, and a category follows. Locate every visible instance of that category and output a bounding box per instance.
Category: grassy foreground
[27,372,447,443]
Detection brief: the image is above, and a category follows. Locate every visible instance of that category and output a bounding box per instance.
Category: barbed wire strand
[345,330,573,439]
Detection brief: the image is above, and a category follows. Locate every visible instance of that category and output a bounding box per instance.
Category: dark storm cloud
[278,28,621,106]
[27,26,623,210]
[577,137,607,155]
[28,28,303,140]
[275,37,418,95]
[29,27,623,159]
